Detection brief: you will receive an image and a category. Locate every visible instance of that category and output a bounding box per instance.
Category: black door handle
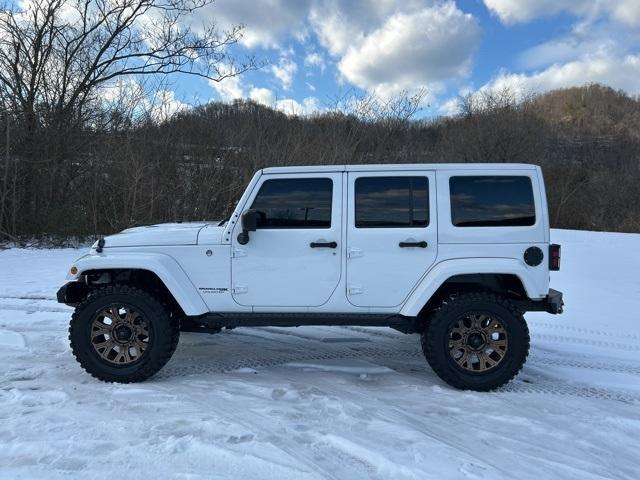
[399,241,428,248]
[310,241,337,248]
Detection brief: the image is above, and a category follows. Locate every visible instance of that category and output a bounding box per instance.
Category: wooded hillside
[1,83,639,243]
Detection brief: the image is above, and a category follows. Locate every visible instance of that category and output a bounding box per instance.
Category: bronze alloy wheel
[447,312,508,372]
[90,304,151,365]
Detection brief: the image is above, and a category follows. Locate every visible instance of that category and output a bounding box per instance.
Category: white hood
[103,222,211,247]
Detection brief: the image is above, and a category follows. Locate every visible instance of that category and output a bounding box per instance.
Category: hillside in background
[1,83,639,242]
[532,85,640,136]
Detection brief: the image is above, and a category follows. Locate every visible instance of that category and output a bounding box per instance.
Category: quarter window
[449,176,535,227]
[355,176,429,228]
[251,178,332,228]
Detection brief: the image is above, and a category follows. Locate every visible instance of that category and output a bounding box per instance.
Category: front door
[346,171,438,307]
[231,173,343,307]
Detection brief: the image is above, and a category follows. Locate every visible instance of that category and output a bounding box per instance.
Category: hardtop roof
[261,163,538,174]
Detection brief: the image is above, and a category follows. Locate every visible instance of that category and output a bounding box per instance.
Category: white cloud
[337,2,480,100]
[101,80,187,121]
[519,35,612,70]
[304,52,326,72]
[438,97,462,116]
[151,90,189,121]
[193,1,482,106]
[194,0,311,49]
[209,74,244,101]
[275,97,322,116]
[483,0,640,26]
[611,1,640,27]
[249,87,275,105]
[250,87,321,115]
[479,54,640,99]
[101,79,143,104]
[309,0,428,56]
[207,76,320,117]
[309,1,376,56]
[271,56,298,90]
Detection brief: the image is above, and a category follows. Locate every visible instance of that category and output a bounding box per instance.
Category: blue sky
[163,0,640,117]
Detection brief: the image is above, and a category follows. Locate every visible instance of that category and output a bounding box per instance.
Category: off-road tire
[69,285,180,383]
[421,292,529,391]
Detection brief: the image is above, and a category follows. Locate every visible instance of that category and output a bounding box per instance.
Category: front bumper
[57,281,90,306]
[520,288,564,314]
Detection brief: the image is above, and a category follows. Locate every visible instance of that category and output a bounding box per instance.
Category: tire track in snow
[529,321,640,342]
[533,333,640,352]
[9,296,640,402]
[282,371,514,477]
[163,333,640,403]
[161,326,421,378]
[160,344,423,378]
[158,382,344,480]
[299,373,619,480]
[0,295,57,301]
[0,295,69,314]
[182,374,504,480]
[529,355,640,375]
[500,379,640,403]
[0,302,70,313]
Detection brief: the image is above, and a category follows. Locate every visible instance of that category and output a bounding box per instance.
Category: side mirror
[237,209,257,245]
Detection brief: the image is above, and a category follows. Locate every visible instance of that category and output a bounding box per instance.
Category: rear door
[346,171,438,308]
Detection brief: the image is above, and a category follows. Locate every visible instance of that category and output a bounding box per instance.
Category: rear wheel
[69,285,179,383]
[421,292,529,391]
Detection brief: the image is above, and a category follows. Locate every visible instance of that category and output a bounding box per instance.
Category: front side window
[251,177,332,228]
[450,176,535,227]
[355,176,429,228]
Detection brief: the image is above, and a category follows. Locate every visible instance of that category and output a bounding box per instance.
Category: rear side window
[450,176,535,227]
[251,177,332,228]
[355,176,429,228]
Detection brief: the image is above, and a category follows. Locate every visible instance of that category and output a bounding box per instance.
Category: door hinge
[232,285,248,294]
[348,284,363,295]
[348,247,363,259]
[232,247,247,258]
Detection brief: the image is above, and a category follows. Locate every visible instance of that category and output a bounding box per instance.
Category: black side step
[190,312,420,334]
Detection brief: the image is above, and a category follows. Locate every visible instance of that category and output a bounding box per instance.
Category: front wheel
[421,292,529,391]
[69,285,180,383]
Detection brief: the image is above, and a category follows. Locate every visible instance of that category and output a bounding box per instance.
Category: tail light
[549,244,561,271]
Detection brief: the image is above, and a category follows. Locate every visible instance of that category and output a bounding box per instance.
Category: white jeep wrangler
[58,164,563,391]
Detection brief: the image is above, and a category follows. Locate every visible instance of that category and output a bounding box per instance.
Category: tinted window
[450,176,535,227]
[251,178,332,228]
[355,176,429,228]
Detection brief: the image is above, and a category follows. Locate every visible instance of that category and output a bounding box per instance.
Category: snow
[0,229,639,479]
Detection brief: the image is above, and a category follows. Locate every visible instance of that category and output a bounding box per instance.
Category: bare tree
[0,0,257,237]
[0,0,255,131]
[328,88,428,125]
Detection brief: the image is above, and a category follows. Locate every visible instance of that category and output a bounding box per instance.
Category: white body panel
[105,222,208,247]
[400,255,548,317]
[68,163,553,317]
[345,170,438,307]
[230,172,343,307]
[197,225,226,245]
[436,168,545,244]
[70,251,209,315]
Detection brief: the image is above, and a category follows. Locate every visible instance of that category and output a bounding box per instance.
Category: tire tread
[68,285,179,383]
[421,291,529,391]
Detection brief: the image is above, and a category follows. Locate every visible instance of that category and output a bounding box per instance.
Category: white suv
[58,164,563,391]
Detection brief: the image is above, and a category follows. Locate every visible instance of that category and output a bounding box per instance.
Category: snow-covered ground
[1,229,639,480]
